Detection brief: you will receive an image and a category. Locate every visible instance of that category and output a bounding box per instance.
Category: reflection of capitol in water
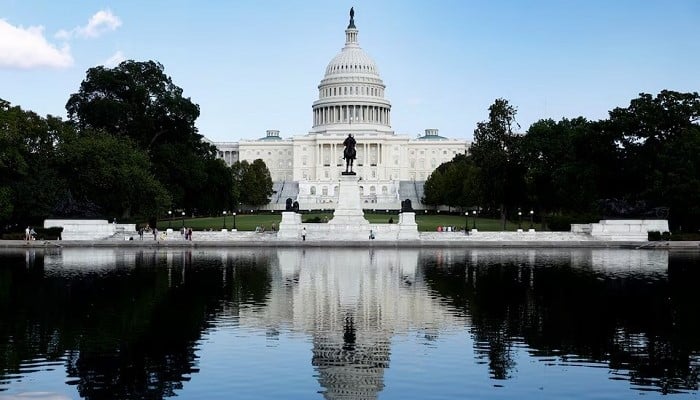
[239,249,465,400]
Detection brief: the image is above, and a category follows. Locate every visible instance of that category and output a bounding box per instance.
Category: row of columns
[316,142,383,166]
[218,150,238,166]
[313,105,390,126]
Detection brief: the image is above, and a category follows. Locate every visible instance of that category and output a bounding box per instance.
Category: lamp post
[529,210,534,229]
[223,211,227,229]
[464,212,469,235]
[181,211,185,229]
[518,210,522,230]
[168,210,172,228]
[232,212,237,230]
[472,210,477,230]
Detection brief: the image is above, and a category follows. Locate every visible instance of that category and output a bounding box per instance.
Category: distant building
[209,9,469,210]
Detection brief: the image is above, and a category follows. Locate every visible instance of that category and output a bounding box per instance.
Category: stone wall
[574,219,669,241]
[44,219,136,240]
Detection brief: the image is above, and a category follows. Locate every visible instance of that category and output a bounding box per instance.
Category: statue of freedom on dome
[342,133,357,175]
[348,7,356,29]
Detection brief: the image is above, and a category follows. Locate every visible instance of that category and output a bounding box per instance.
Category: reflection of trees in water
[421,251,700,393]
[0,249,272,399]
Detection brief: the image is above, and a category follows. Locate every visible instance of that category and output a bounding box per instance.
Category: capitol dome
[311,8,392,133]
[324,46,380,78]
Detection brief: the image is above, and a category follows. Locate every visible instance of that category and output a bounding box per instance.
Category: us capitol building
[208,8,470,210]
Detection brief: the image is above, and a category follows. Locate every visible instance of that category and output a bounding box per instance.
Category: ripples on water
[0,248,698,399]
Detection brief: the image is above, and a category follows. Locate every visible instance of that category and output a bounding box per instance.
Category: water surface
[0,248,698,399]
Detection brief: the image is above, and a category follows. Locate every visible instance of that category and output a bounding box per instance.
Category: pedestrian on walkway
[302,227,306,241]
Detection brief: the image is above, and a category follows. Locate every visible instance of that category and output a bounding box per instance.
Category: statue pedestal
[328,175,369,225]
[398,212,419,240]
[277,212,303,239]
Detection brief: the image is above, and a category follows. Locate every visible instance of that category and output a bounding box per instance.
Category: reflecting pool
[0,248,698,399]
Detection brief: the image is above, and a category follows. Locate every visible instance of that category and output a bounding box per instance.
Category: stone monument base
[328,175,370,226]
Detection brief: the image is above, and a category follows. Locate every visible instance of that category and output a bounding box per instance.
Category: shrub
[648,231,661,241]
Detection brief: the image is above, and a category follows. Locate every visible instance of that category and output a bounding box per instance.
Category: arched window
[310,186,316,195]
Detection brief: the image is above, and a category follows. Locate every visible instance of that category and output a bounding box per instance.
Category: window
[310,186,316,195]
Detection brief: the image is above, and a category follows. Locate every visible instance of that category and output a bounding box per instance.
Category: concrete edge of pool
[1,239,698,249]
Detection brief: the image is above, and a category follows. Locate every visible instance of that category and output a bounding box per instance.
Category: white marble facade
[209,9,470,210]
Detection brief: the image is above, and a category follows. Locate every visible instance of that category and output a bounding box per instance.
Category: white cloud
[0,19,73,69]
[103,50,125,67]
[55,9,122,40]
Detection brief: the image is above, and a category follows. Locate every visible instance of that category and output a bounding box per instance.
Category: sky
[1,0,698,142]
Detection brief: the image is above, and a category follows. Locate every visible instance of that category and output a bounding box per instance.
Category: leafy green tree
[230,159,274,209]
[0,99,66,225]
[422,167,447,207]
[603,90,700,229]
[65,60,221,213]
[522,117,620,220]
[469,99,527,228]
[244,159,274,207]
[56,131,171,219]
[423,154,479,210]
[190,158,234,214]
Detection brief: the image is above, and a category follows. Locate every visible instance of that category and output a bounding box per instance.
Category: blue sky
[1,0,698,142]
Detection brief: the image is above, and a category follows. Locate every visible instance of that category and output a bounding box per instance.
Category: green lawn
[157,212,534,232]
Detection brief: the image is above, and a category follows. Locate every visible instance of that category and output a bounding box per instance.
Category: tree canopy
[65,60,233,215]
[230,159,274,208]
[423,91,700,231]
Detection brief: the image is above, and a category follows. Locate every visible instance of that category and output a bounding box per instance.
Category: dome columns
[313,104,391,127]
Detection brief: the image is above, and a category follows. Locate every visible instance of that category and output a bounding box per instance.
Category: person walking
[25,226,30,241]
[187,228,193,241]
[302,227,306,241]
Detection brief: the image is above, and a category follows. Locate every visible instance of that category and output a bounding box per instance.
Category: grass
[156,212,534,232]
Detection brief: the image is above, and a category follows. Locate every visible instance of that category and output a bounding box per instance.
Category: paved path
[2,236,698,249]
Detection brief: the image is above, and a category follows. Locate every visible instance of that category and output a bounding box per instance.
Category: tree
[603,90,700,229]
[0,99,67,225]
[469,99,527,229]
[56,131,171,219]
[522,117,619,218]
[230,159,274,208]
[65,60,220,213]
[423,154,479,210]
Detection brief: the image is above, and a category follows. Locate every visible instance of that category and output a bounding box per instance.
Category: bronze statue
[342,133,357,174]
[348,7,356,29]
